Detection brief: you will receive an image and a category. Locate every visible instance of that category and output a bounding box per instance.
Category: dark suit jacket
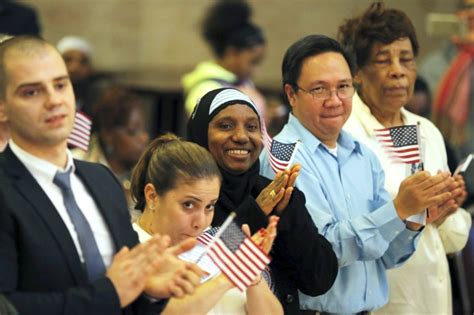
[0,146,167,315]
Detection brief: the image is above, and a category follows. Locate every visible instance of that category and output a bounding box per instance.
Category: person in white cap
[57,36,94,84]
[57,36,112,115]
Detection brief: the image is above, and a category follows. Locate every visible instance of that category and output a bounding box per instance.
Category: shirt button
[368,290,372,295]
[285,294,294,303]
[346,194,351,199]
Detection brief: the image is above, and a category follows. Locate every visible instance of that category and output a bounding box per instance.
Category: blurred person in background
[340,3,472,314]
[405,76,432,118]
[182,0,266,118]
[0,1,40,36]
[57,35,113,116]
[264,97,289,137]
[73,86,149,220]
[420,0,474,207]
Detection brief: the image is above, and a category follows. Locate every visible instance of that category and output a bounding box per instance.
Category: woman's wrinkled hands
[256,164,301,215]
[426,173,465,226]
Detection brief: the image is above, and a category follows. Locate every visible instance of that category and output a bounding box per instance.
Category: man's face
[0,46,76,151]
[285,52,353,147]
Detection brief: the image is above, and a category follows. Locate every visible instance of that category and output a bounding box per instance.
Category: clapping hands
[256,164,301,215]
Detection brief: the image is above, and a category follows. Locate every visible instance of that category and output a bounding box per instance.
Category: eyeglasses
[296,84,355,101]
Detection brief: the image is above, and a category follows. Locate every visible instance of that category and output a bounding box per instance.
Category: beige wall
[21,0,458,90]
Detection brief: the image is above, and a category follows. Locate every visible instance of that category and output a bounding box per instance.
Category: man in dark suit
[0,36,202,315]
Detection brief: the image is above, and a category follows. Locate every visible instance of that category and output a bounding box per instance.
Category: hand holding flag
[201,213,274,291]
[375,124,426,224]
[267,139,300,173]
[374,124,421,165]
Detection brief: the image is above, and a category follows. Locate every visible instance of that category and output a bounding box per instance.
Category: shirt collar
[352,92,426,140]
[287,113,361,156]
[9,139,76,182]
[351,92,388,136]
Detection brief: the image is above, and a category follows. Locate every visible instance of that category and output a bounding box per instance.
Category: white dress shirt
[9,139,115,267]
[344,93,472,314]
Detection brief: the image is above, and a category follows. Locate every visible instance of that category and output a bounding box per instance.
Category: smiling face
[285,52,353,147]
[147,177,220,246]
[0,45,75,154]
[207,104,262,174]
[356,38,417,117]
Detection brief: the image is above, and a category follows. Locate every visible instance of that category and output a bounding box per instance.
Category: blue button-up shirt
[260,114,420,314]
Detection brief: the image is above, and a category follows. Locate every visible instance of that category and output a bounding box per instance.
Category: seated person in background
[259,34,459,314]
[187,87,338,315]
[57,35,113,115]
[182,0,266,117]
[73,85,150,220]
[340,3,471,314]
[130,133,283,315]
[0,35,202,315]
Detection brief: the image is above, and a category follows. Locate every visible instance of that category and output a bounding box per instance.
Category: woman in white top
[130,133,283,315]
[340,3,472,314]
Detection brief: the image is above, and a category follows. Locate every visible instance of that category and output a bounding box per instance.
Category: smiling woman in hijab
[187,87,338,315]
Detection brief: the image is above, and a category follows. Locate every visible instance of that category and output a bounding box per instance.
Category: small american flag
[197,226,219,246]
[268,139,299,173]
[67,111,92,152]
[374,125,421,164]
[206,214,271,291]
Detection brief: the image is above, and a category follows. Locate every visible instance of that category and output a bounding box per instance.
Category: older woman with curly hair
[340,2,472,314]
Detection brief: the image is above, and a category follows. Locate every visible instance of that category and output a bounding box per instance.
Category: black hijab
[187,88,263,222]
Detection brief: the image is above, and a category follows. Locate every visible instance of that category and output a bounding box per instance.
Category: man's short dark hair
[0,35,50,100]
[281,34,355,94]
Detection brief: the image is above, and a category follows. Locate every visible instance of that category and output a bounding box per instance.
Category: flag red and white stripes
[267,139,299,173]
[206,214,271,291]
[374,125,421,164]
[67,111,92,151]
[197,227,219,246]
